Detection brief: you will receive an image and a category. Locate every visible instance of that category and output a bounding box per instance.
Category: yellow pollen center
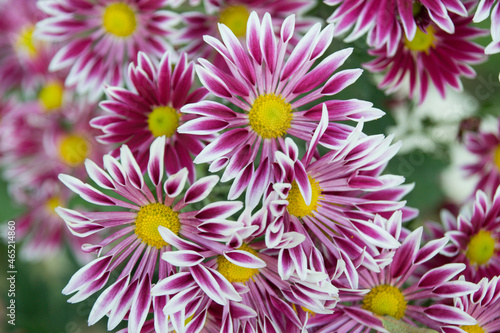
[287,176,322,218]
[134,203,180,248]
[39,82,64,111]
[219,5,250,38]
[45,196,62,214]
[493,145,500,171]
[102,3,137,37]
[217,243,259,284]
[15,25,37,57]
[147,106,179,137]
[248,94,292,139]
[466,230,496,265]
[362,284,407,319]
[461,325,485,333]
[58,134,89,166]
[404,26,436,53]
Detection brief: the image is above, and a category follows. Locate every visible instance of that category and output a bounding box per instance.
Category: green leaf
[379,316,439,333]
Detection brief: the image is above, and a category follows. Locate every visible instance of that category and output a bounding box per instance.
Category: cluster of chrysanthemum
[1,0,500,332]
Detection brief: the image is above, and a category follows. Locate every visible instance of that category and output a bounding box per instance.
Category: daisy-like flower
[364,8,487,103]
[56,136,244,332]
[0,0,52,94]
[444,276,500,333]
[179,12,383,207]
[430,188,500,282]
[13,181,95,263]
[463,116,500,198]
[91,51,212,181]
[308,227,479,332]
[177,0,317,60]
[324,0,468,55]
[473,0,500,54]
[35,0,179,99]
[265,111,417,287]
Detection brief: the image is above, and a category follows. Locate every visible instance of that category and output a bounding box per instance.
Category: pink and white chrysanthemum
[266,112,417,287]
[179,12,383,207]
[324,0,468,55]
[463,117,500,197]
[56,136,244,332]
[473,0,500,54]
[91,51,212,181]
[35,0,179,99]
[432,189,500,282]
[153,213,339,332]
[443,276,500,333]
[13,181,95,263]
[0,99,108,193]
[177,0,317,60]
[0,0,52,93]
[364,8,487,103]
[308,227,479,332]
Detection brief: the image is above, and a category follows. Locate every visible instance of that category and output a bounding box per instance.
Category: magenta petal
[128,274,151,333]
[390,227,422,278]
[148,136,166,187]
[193,129,250,164]
[414,236,450,265]
[418,263,465,289]
[432,281,480,298]
[158,226,203,252]
[161,250,205,267]
[85,160,115,190]
[321,68,363,95]
[163,285,199,315]
[164,167,189,198]
[424,304,476,326]
[63,256,112,295]
[152,272,195,296]
[88,275,130,325]
[223,250,266,269]
[195,201,243,220]
[351,218,400,249]
[108,279,139,330]
[120,144,144,190]
[183,175,219,204]
[59,174,116,206]
[189,265,227,305]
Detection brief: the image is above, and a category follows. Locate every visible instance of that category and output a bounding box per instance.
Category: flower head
[35,0,179,99]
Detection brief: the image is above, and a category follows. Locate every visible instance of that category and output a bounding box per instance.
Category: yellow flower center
[39,81,64,111]
[58,134,89,166]
[218,5,250,38]
[493,145,500,171]
[287,176,322,218]
[461,325,485,333]
[45,196,62,215]
[134,203,180,249]
[217,243,259,284]
[15,25,37,57]
[248,94,293,139]
[102,3,137,37]
[404,26,436,53]
[466,230,496,265]
[362,284,407,319]
[147,106,179,137]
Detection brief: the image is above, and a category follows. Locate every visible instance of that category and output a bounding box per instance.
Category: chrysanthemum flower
[56,136,244,332]
[473,0,500,54]
[13,181,95,263]
[463,117,500,197]
[365,9,487,103]
[35,0,179,99]
[432,189,500,282]
[179,12,383,206]
[0,0,52,93]
[308,227,479,332]
[443,276,500,333]
[177,0,317,60]
[324,0,468,54]
[91,51,212,180]
[153,211,339,332]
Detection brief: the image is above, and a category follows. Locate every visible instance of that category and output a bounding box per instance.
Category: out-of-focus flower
[444,276,500,333]
[308,227,479,332]
[56,137,244,332]
[364,9,486,103]
[179,12,383,207]
[463,116,500,198]
[35,0,179,100]
[0,0,53,94]
[431,188,500,282]
[473,0,500,54]
[91,51,211,181]
[324,0,468,54]
[177,0,317,60]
